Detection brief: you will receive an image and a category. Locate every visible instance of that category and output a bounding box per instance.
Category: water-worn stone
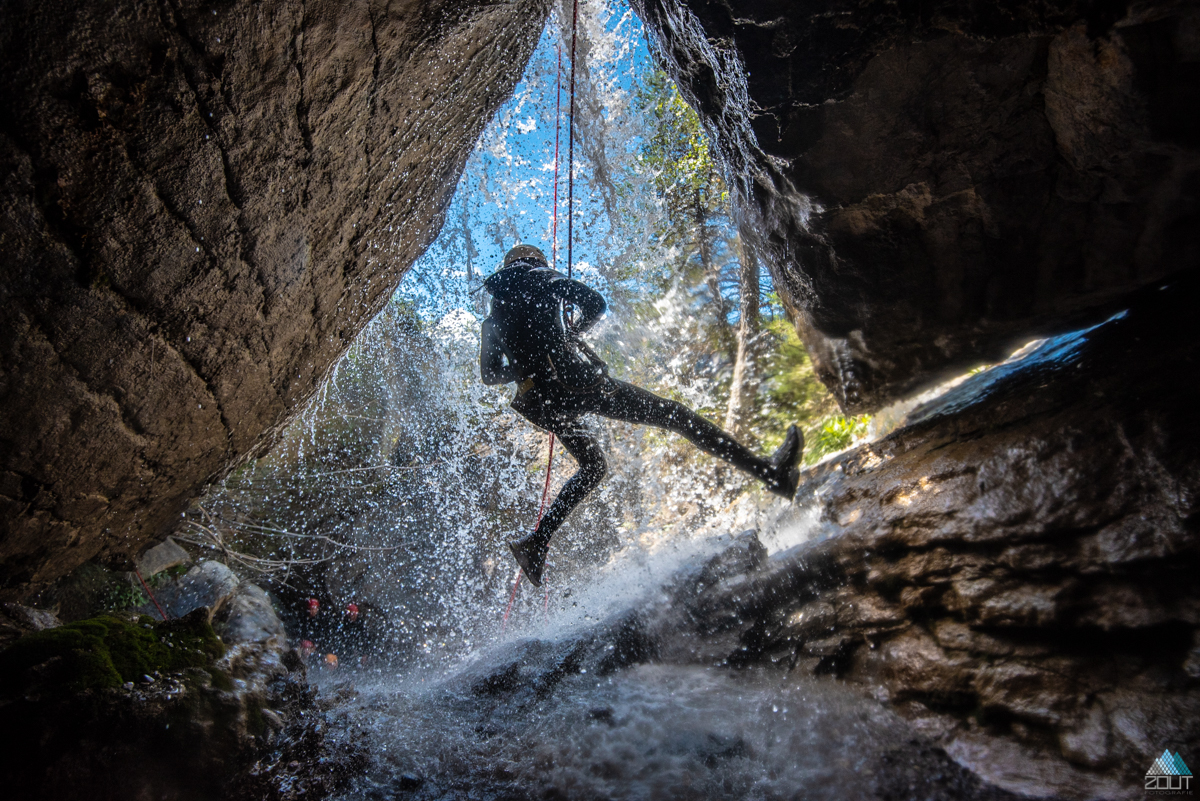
[0,606,349,801]
[215,582,286,646]
[634,0,1200,412]
[1058,704,1113,769]
[0,0,551,601]
[1185,631,1200,680]
[0,602,61,650]
[136,538,191,578]
[143,559,240,621]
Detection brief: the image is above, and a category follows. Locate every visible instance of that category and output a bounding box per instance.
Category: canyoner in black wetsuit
[480,245,805,587]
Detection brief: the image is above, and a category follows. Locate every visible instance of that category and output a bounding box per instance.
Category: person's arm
[553,278,607,334]
[480,317,517,385]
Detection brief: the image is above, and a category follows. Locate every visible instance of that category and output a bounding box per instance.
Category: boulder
[135,538,191,578]
[140,559,240,621]
[0,602,60,650]
[0,0,552,601]
[0,606,350,800]
[632,278,1200,796]
[634,0,1200,412]
[215,582,286,646]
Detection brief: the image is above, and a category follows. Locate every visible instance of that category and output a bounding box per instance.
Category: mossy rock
[0,609,225,698]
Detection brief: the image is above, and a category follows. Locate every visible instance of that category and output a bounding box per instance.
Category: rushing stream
[305,527,1018,801]
[331,663,913,800]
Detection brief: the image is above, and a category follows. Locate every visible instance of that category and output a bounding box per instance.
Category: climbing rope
[566,0,578,284]
[503,1,580,632]
[551,40,563,270]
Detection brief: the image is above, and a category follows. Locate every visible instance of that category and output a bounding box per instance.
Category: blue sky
[397,0,654,318]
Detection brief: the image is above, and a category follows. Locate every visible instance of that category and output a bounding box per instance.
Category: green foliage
[755,317,838,445]
[0,613,225,699]
[147,564,191,588]
[104,582,149,612]
[746,317,870,463]
[634,69,732,308]
[622,71,868,473]
[804,414,871,465]
[638,70,728,228]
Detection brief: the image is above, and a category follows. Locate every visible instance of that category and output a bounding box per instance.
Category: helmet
[503,244,547,268]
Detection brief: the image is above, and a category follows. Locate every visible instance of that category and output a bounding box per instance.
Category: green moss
[245,702,267,737]
[0,613,225,698]
[207,667,235,691]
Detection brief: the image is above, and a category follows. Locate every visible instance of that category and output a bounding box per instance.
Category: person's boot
[771,424,804,470]
[508,531,550,588]
[765,424,805,500]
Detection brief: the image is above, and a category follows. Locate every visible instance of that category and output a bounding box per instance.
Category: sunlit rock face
[0,0,550,600]
[633,0,1200,412]
[684,277,1199,795]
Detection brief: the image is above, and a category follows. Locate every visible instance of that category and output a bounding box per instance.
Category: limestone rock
[142,559,240,621]
[214,582,286,645]
[1,602,59,632]
[0,602,60,650]
[0,0,551,601]
[1184,631,1200,681]
[634,0,1200,412]
[136,538,191,578]
[655,280,1200,795]
[0,607,346,800]
[1058,704,1113,769]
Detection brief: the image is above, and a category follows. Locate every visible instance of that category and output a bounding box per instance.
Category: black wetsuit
[480,259,785,545]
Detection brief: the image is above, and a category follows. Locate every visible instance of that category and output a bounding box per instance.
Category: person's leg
[533,417,607,543]
[509,393,608,587]
[595,380,801,497]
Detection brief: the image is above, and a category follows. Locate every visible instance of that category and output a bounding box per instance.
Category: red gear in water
[300,640,315,659]
[345,602,359,622]
[306,597,319,618]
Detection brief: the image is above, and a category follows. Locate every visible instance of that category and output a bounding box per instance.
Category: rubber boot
[508,531,550,588]
[765,424,805,500]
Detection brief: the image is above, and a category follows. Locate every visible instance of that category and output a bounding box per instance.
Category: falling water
[178,2,995,798]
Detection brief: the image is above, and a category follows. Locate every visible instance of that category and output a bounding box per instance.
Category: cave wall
[632,0,1200,412]
[0,0,550,600]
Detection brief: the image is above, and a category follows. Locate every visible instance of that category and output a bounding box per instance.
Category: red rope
[501,566,522,630]
[503,3,580,633]
[135,567,170,621]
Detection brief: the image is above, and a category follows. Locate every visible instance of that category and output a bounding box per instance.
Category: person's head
[503,244,547,270]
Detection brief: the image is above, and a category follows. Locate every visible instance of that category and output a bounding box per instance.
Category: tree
[639,71,733,349]
[724,237,762,439]
[638,70,771,435]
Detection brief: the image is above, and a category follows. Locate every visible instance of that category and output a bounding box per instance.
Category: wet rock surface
[137,537,193,578]
[0,574,355,800]
[677,278,1199,796]
[0,601,61,650]
[0,0,551,601]
[331,532,1035,800]
[633,0,1200,411]
[143,558,241,621]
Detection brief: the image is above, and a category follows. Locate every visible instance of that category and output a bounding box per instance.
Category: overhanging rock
[633,0,1200,412]
[0,0,550,600]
